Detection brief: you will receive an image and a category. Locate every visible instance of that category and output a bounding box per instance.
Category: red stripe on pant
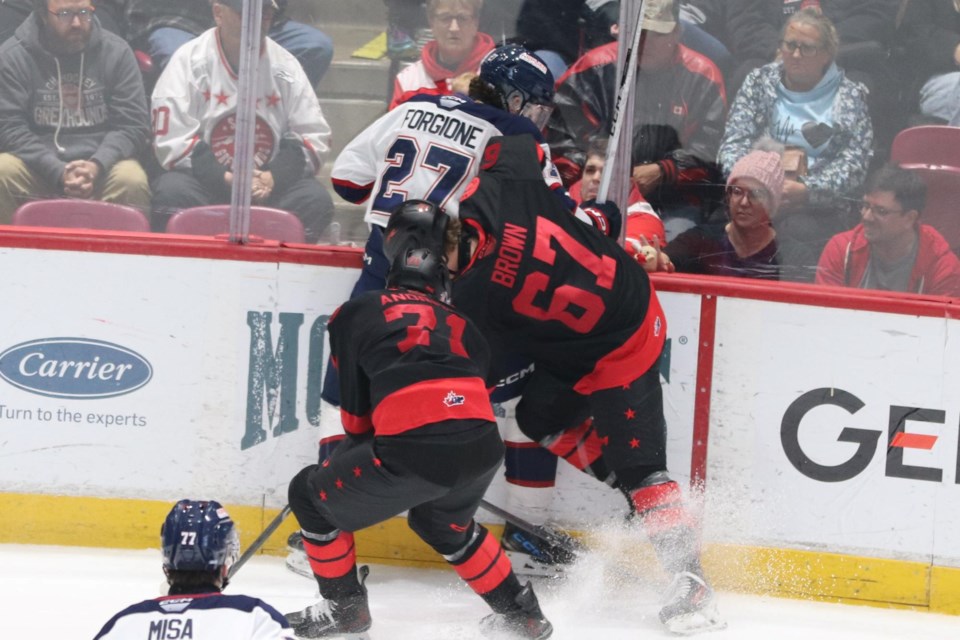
[303,531,357,579]
[543,418,603,471]
[451,528,513,595]
[630,481,694,536]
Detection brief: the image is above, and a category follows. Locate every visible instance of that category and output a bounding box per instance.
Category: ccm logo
[781,388,949,484]
[0,338,153,399]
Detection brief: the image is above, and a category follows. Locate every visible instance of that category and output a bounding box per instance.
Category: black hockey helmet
[384,199,452,302]
[479,44,555,128]
[161,499,239,574]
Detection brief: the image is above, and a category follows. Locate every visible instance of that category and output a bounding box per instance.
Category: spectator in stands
[150,0,334,241]
[718,8,871,281]
[570,136,673,272]
[389,0,495,110]
[816,164,960,296]
[516,0,732,82]
[665,146,783,280]
[546,0,727,240]
[0,0,151,223]
[899,0,960,126]
[725,0,899,94]
[126,0,333,86]
[0,0,124,43]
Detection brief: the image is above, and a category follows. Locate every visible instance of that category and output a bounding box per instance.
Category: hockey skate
[286,567,372,638]
[286,531,314,579]
[500,521,578,578]
[659,570,726,635]
[479,582,553,639]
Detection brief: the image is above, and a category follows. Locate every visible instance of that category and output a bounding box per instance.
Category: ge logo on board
[0,338,153,399]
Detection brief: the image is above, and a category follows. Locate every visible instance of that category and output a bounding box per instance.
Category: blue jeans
[148,20,334,86]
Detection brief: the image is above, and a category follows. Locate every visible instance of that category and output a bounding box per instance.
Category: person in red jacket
[389,0,495,110]
[815,164,960,296]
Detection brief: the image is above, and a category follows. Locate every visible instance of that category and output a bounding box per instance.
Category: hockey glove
[579,199,622,239]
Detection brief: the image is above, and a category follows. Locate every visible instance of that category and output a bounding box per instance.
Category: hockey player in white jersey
[93,500,294,640]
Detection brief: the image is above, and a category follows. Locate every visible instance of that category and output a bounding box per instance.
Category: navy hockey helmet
[479,44,555,128]
[384,199,452,302]
[161,499,240,573]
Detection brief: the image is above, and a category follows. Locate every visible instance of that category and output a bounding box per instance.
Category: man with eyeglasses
[0,0,124,44]
[815,164,960,296]
[0,0,151,223]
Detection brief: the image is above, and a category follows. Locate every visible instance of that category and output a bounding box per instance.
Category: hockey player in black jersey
[447,134,726,635]
[285,200,553,639]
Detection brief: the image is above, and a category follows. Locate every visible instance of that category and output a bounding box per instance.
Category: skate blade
[663,603,727,636]
[285,551,315,580]
[504,549,567,579]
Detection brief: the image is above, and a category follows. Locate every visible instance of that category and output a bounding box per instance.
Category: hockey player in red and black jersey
[285,200,553,639]
[306,44,580,579]
[447,134,726,635]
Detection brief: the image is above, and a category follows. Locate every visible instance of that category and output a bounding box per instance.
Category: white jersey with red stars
[151,28,331,173]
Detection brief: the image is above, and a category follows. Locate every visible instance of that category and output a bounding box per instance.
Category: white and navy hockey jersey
[93,591,295,640]
[331,93,566,227]
[151,28,331,173]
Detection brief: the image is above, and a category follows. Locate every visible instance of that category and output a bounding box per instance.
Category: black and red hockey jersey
[328,287,495,437]
[453,134,666,395]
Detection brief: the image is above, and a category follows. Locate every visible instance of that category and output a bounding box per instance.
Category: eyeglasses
[726,185,771,205]
[47,7,95,23]
[432,12,477,27]
[860,201,904,217]
[780,40,821,57]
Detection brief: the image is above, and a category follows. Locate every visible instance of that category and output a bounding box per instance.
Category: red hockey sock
[630,480,694,537]
[303,531,356,579]
[449,526,514,595]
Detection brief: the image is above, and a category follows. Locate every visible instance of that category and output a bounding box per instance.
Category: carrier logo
[0,338,153,399]
[443,390,465,407]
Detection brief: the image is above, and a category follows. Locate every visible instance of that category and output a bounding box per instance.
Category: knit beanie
[727,150,785,216]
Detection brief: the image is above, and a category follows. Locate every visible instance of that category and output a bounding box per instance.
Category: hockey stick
[479,498,585,558]
[596,0,648,206]
[228,504,293,580]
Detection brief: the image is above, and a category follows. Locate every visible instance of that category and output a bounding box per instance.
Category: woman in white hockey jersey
[93,499,294,640]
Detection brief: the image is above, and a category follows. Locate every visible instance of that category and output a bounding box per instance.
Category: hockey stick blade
[479,498,585,557]
[228,504,293,580]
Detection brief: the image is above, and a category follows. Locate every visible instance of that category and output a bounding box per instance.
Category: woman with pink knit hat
[663,148,784,280]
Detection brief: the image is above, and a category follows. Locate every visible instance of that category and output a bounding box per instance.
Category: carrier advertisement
[0,248,353,503]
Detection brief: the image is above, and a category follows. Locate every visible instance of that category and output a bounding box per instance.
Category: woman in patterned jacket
[717,7,872,281]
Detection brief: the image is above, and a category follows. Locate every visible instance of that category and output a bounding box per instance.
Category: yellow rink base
[3,493,959,615]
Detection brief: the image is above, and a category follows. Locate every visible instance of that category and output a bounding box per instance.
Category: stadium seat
[891,126,960,252]
[12,199,151,232]
[165,205,306,243]
[891,125,960,169]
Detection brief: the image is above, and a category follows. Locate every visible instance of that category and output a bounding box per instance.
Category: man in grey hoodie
[0,0,151,223]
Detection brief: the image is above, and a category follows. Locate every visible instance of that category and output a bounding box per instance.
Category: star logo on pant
[335,478,344,489]
[353,466,363,478]
[625,408,636,419]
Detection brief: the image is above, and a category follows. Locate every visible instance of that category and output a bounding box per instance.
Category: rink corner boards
[2,492,959,616]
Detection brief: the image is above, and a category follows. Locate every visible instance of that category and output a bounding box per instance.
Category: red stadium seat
[13,199,151,232]
[891,126,960,252]
[165,205,306,243]
[891,125,960,169]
